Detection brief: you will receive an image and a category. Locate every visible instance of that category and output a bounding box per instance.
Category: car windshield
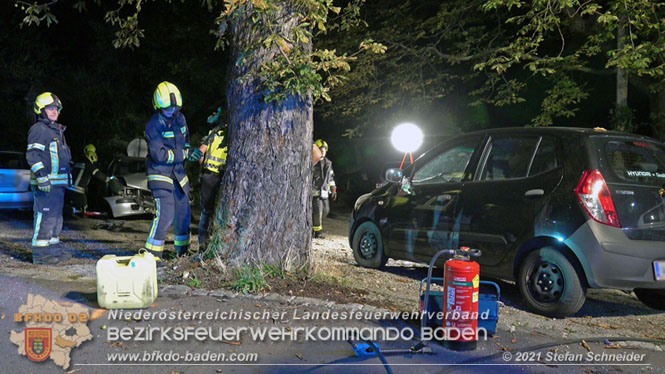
[0,152,28,169]
[603,140,665,186]
[114,158,147,175]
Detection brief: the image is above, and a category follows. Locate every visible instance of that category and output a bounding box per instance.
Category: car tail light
[575,170,621,228]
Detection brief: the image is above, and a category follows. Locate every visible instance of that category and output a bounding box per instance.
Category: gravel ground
[1,208,664,351]
[315,210,665,349]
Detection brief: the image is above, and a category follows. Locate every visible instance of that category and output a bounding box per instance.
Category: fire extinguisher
[442,247,481,351]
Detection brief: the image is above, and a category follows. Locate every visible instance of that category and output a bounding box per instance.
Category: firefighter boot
[176,245,190,258]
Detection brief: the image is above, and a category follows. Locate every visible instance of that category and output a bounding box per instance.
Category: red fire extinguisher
[442,247,481,351]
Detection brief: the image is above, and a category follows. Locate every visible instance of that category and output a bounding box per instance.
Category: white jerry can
[96,250,158,309]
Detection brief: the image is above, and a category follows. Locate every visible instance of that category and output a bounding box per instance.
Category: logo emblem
[25,328,52,362]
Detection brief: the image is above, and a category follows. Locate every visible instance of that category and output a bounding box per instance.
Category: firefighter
[188,106,228,249]
[312,139,336,239]
[144,81,192,260]
[81,144,122,193]
[26,92,73,264]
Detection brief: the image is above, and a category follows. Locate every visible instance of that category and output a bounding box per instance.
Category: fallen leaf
[65,369,81,374]
[581,340,591,352]
[596,323,617,329]
[0,314,5,320]
[295,353,304,360]
[216,370,223,373]
[222,340,241,346]
[256,304,262,308]
[605,345,622,349]
[90,309,106,320]
[511,338,517,344]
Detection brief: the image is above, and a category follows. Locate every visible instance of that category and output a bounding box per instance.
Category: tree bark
[212,2,313,270]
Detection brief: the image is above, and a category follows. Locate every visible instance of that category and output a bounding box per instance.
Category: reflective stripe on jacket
[145,111,191,193]
[25,119,72,187]
[202,128,228,173]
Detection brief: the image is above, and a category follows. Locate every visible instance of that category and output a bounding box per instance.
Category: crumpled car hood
[121,173,149,191]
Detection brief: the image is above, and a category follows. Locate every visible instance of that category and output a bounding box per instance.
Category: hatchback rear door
[594,137,665,241]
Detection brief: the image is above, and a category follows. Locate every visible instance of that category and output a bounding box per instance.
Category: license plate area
[655,261,665,281]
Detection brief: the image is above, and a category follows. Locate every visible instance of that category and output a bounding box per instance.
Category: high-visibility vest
[202,128,228,173]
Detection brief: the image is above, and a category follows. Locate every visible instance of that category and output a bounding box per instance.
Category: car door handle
[524,189,545,197]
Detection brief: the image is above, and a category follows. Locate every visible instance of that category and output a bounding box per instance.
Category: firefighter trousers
[312,197,330,232]
[32,187,65,248]
[146,185,191,258]
[199,170,222,245]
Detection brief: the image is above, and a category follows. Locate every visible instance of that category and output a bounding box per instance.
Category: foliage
[14,0,383,105]
[187,274,201,288]
[316,0,665,135]
[230,266,269,293]
[475,0,665,126]
[213,0,384,104]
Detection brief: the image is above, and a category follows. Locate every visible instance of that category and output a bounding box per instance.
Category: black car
[349,127,665,317]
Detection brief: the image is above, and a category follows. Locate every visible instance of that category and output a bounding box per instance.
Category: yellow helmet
[84,144,98,163]
[315,139,328,151]
[34,92,62,115]
[153,81,182,110]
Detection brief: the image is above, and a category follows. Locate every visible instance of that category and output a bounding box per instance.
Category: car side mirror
[385,168,403,183]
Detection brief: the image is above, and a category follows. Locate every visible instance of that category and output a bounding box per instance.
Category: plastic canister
[96,250,158,309]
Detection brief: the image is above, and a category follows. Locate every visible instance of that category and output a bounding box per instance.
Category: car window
[481,136,539,181]
[605,140,665,186]
[529,137,559,176]
[412,138,480,185]
[0,152,28,169]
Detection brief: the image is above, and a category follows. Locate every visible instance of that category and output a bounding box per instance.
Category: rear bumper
[0,191,33,210]
[566,220,665,290]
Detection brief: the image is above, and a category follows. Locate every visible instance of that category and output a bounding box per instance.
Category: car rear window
[604,140,665,186]
[0,152,28,169]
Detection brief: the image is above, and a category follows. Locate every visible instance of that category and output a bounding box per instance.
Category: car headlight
[354,193,371,212]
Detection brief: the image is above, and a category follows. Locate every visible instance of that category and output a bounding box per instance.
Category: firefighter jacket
[145,111,191,194]
[26,118,72,188]
[312,157,335,198]
[202,126,228,173]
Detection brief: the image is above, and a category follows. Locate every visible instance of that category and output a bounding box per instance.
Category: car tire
[634,289,665,310]
[352,221,388,269]
[518,247,586,318]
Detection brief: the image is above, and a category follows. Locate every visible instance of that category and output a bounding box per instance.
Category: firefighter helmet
[33,92,62,115]
[315,139,328,151]
[152,81,182,110]
[84,144,98,163]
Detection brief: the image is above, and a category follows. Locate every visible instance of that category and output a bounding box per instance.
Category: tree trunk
[211,2,313,270]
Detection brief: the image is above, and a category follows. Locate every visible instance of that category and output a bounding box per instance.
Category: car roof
[464,126,660,141]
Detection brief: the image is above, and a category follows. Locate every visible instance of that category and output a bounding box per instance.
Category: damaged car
[0,151,33,210]
[67,156,154,218]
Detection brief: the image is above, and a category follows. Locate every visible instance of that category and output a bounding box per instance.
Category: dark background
[0,2,657,206]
